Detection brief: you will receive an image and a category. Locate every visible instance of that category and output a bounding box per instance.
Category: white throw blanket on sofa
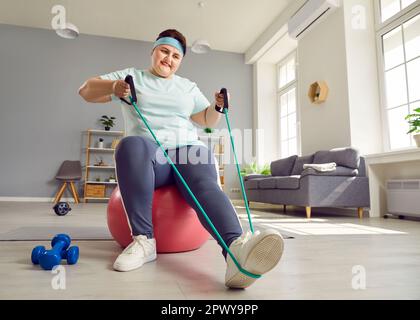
[303,162,337,172]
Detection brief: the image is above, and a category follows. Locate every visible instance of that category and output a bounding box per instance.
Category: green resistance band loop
[223,109,255,234]
[129,96,261,280]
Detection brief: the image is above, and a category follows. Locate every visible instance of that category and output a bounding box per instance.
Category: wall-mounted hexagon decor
[308,81,329,104]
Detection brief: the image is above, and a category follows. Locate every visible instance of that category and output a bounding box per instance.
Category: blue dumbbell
[31,234,79,270]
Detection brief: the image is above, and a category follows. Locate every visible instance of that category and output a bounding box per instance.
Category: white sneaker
[225,229,284,289]
[113,235,157,272]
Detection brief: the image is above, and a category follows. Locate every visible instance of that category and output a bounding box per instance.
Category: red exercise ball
[107,185,209,253]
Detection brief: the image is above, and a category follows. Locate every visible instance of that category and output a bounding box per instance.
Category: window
[378,2,420,149]
[277,52,299,158]
[380,0,417,22]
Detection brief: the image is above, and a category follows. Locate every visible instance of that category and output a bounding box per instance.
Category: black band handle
[120,75,137,106]
[215,88,229,114]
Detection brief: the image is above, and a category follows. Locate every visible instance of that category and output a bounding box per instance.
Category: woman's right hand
[112,80,131,99]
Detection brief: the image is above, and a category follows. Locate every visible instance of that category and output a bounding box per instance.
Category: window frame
[276,51,301,158]
[376,1,420,150]
[374,0,420,30]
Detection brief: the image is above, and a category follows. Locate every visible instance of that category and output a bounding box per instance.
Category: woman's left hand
[214,91,231,108]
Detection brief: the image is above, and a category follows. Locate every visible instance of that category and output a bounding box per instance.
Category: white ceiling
[0,0,293,53]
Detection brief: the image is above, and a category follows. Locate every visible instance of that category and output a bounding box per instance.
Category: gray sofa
[244,147,370,219]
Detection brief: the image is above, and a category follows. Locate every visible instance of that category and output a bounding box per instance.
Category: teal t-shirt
[100,68,210,149]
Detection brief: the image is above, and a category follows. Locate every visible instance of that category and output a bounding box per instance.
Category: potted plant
[100,115,116,131]
[201,128,215,144]
[240,161,271,177]
[405,108,420,147]
[204,128,214,135]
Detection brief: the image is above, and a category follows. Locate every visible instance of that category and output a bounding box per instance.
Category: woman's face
[151,44,183,78]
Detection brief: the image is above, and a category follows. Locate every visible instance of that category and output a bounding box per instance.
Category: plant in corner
[405,108,420,147]
[100,115,116,131]
[240,161,271,177]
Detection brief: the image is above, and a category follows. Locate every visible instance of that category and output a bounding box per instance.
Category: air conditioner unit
[288,0,341,39]
[387,180,420,218]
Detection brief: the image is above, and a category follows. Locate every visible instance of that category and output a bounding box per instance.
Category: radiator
[387,180,420,217]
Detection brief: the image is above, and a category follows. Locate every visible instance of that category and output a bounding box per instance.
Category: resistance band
[121,75,260,279]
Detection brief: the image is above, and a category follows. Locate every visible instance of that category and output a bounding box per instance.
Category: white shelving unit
[83,129,124,202]
[198,135,225,190]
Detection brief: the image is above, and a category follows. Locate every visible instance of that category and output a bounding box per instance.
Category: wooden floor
[0,201,419,300]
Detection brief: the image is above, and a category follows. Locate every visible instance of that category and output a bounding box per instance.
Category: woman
[78,29,284,289]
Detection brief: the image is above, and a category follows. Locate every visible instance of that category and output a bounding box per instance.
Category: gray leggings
[114,136,243,257]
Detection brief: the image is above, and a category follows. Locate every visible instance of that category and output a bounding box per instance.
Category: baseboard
[298,206,369,218]
[4,197,243,204]
[232,200,370,218]
[232,199,275,209]
[0,198,369,218]
[0,197,80,203]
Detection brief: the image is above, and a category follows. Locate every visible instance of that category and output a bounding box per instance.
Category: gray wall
[0,24,253,199]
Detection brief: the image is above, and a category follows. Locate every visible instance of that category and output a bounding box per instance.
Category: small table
[364,148,420,217]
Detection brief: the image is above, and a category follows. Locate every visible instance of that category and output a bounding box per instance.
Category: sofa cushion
[244,174,271,182]
[271,155,298,177]
[313,147,360,169]
[291,154,315,176]
[258,178,277,189]
[276,176,301,190]
[258,176,300,190]
[301,166,359,177]
[244,179,261,190]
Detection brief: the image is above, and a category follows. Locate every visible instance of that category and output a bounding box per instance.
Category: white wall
[249,0,384,161]
[297,2,383,156]
[0,24,253,199]
[298,7,353,155]
[253,61,278,165]
[343,0,383,155]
